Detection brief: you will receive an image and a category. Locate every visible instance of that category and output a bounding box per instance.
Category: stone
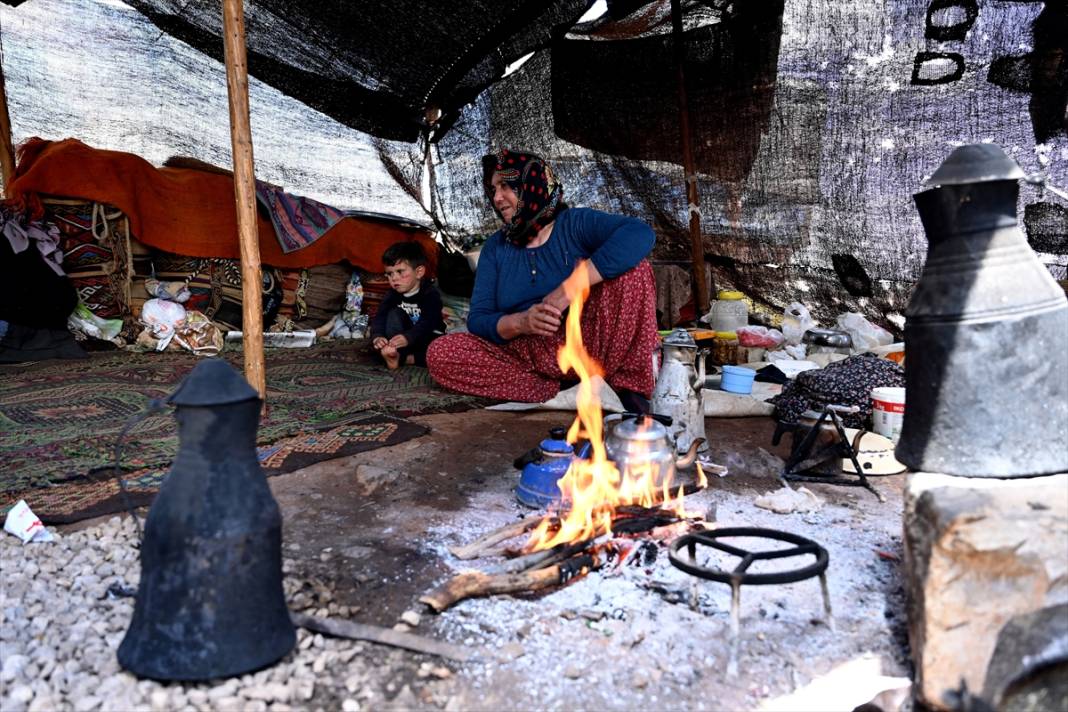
[245,683,291,703]
[400,610,421,627]
[341,699,361,712]
[904,472,1068,710]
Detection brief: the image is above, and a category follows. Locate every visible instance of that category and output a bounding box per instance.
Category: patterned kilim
[0,340,492,522]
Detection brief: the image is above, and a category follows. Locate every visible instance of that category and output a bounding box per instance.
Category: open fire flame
[525,262,706,552]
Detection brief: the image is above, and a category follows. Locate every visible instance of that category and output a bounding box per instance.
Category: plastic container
[720,365,756,394]
[711,331,738,366]
[707,290,748,333]
[871,387,906,442]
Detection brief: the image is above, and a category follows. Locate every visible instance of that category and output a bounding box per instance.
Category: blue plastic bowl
[721,365,756,394]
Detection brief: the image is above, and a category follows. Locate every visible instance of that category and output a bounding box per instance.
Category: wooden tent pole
[222,0,266,398]
[670,0,710,319]
[0,49,17,199]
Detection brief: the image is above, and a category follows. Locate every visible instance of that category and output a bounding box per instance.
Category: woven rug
[0,340,492,522]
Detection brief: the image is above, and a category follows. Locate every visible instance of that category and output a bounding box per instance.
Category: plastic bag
[144,277,191,303]
[172,310,224,356]
[836,312,894,353]
[67,303,123,341]
[781,302,816,346]
[140,298,187,350]
[736,325,785,349]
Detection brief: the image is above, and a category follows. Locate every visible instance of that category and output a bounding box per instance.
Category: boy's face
[384,260,425,294]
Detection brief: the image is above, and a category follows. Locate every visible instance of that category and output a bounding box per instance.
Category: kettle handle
[693,348,709,389]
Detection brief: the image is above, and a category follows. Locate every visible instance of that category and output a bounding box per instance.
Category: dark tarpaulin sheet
[122,0,592,142]
[426,0,1067,331]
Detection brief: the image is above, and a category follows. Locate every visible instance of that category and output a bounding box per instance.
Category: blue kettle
[514,427,575,509]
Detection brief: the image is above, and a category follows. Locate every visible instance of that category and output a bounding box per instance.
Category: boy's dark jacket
[370,279,445,345]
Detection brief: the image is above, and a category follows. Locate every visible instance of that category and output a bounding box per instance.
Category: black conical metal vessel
[899,145,1068,476]
[117,359,295,680]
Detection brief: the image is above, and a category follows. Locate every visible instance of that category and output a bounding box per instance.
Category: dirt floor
[258,409,913,711]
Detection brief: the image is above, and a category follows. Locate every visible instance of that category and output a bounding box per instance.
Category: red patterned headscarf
[486,149,565,246]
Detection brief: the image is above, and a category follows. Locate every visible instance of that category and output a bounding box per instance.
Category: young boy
[370,241,445,370]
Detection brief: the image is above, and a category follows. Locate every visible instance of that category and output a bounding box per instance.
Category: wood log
[449,514,546,560]
[290,611,478,662]
[221,0,266,398]
[485,538,593,576]
[421,550,607,613]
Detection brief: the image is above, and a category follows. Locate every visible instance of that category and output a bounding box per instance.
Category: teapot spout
[675,438,705,469]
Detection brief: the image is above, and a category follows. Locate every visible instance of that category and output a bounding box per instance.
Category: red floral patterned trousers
[426,261,658,402]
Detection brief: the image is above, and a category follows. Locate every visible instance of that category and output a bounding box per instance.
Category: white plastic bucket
[871,387,906,442]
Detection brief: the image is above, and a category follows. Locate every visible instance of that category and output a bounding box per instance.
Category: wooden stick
[0,51,16,199]
[290,612,478,662]
[221,0,266,399]
[421,551,608,613]
[671,0,709,317]
[449,514,546,560]
[485,538,593,576]
[421,567,561,613]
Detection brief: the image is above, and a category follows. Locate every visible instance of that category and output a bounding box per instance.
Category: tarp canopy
[121,0,595,142]
[3,0,1065,331]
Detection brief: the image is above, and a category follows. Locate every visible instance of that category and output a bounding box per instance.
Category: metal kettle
[605,413,703,486]
[650,329,709,453]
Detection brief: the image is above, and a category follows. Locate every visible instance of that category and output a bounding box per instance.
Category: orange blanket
[6,138,436,272]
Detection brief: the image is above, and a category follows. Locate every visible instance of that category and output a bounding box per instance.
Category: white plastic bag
[836,312,894,353]
[141,298,187,351]
[781,302,816,346]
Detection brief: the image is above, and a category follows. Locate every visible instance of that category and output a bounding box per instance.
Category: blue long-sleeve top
[467,207,655,344]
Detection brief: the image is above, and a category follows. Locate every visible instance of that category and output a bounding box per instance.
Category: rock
[345,674,362,693]
[400,610,422,627]
[9,685,33,704]
[904,472,1068,710]
[341,699,361,712]
[563,664,584,679]
[215,696,244,712]
[392,623,411,633]
[499,642,525,660]
[2,653,29,682]
[245,683,291,703]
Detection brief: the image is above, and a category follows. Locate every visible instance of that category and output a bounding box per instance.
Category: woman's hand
[388,334,409,349]
[372,336,388,350]
[500,303,563,338]
[522,303,563,336]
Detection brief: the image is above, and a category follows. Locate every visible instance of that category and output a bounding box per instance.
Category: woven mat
[0,340,491,522]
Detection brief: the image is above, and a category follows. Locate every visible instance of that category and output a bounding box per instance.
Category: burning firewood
[448,514,547,560]
[420,547,616,613]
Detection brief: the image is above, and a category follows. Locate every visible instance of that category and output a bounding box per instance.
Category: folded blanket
[7,138,437,271]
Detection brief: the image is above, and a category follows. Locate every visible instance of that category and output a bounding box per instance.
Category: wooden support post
[671,0,710,319]
[222,0,266,398]
[0,49,17,199]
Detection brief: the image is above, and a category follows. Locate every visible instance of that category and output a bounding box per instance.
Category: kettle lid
[540,426,573,454]
[662,328,697,349]
[612,414,670,442]
[925,144,1025,187]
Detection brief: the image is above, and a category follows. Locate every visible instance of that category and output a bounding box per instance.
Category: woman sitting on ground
[426,149,658,412]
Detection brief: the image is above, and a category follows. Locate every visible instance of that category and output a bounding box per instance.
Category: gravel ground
[0,516,461,712]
